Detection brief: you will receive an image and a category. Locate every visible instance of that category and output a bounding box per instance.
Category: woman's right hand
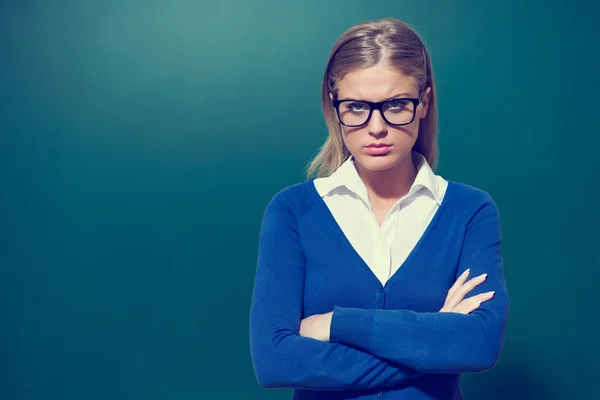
[439,269,495,314]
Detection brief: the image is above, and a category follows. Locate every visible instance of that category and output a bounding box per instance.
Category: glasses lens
[382,99,415,125]
[338,101,370,126]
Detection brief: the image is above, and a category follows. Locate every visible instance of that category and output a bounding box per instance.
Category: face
[331,65,431,172]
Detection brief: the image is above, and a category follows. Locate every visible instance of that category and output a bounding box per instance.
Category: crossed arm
[249,191,509,390]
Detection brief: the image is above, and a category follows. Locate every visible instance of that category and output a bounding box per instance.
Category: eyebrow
[337,92,414,101]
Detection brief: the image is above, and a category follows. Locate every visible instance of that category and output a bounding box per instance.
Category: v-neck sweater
[313,151,448,286]
[249,179,510,399]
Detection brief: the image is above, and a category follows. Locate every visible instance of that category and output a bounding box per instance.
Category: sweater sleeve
[329,194,510,374]
[249,189,424,390]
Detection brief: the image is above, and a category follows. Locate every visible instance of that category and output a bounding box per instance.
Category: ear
[420,87,431,119]
[329,92,334,101]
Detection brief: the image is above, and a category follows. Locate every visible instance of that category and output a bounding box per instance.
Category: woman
[249,17,509,400]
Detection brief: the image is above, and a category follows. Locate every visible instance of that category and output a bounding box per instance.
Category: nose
[368,109,387,137]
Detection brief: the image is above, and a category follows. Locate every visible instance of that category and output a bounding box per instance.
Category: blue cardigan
[249,179,509,399]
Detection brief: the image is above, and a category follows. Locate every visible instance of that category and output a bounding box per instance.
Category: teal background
[1,0,599,399]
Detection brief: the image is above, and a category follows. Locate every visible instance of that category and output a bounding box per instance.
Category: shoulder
[446,180,500,223]
[263,180,318,219]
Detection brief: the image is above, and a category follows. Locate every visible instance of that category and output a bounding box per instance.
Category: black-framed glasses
[332,91,423,127]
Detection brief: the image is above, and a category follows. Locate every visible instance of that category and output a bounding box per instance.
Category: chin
[354,153,406,171]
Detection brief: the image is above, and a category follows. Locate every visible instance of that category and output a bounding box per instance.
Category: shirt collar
[407,151,442,205]
[319,150,442,205]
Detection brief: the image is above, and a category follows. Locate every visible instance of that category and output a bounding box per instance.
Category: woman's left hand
[299,312,333,341]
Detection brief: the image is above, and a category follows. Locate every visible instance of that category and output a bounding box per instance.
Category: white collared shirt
[313,151,449,285]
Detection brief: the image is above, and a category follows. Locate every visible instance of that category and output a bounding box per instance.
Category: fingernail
[489,291,495,296]
[480,273,488,278]
[463,269,470,275]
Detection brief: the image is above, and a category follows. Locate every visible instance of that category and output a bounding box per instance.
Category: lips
[365,143,392,156]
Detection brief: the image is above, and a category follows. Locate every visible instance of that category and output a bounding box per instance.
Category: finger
[454,291,495,314]
[444,269,471,309]
[454,296,485,314]
[462,273,488,294]
[473,291,495,302]
[453,300,480,315]
[447,269,470,300]
[447,273,488,306]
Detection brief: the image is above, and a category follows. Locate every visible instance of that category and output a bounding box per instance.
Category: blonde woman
[249,17,509,400]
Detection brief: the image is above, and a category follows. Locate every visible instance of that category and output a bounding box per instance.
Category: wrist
[330,306,375,348]
[324,311,333,341]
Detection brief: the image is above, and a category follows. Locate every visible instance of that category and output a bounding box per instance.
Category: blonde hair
[306,17,439,179]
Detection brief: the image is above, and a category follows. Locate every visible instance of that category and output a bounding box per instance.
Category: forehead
[336,65,418,100]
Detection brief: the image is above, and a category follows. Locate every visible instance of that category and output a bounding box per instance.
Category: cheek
[340,127,361,148]
[390,125,419,142]
[404,119,421,139]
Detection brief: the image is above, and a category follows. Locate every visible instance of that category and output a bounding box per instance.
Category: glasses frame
[332,91,423,127]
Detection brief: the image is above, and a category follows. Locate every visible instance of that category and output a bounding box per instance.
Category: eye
[348,102,367,112]
[387,99,409,109]
[341,101,369,114]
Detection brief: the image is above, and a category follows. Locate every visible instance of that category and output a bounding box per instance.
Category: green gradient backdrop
[1,1,599,399]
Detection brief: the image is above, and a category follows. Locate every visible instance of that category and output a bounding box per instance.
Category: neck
[355,152,417,202]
